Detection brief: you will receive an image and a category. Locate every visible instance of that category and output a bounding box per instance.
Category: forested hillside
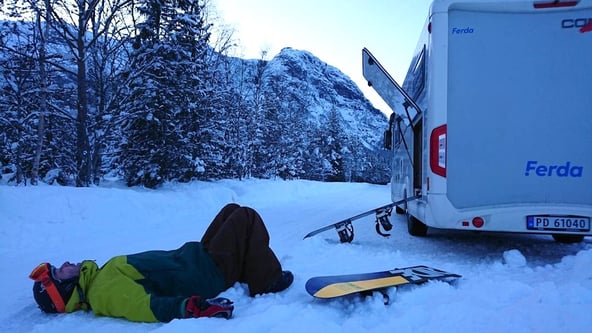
[0,0,389,188]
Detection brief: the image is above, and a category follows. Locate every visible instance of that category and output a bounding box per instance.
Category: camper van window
[413,47,425,74]
[394,117,403,147]
[410,46,426,100]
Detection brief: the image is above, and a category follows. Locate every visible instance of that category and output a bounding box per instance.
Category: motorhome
[362,0,592,242]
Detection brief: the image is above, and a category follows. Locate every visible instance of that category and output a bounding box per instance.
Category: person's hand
[184,296,234,319]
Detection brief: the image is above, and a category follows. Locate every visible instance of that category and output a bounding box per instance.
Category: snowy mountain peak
[261,47,387,144]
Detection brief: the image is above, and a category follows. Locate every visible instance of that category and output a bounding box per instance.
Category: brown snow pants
[201,203,282,296]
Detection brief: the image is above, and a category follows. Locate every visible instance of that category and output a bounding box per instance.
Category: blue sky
[213,0,433,115]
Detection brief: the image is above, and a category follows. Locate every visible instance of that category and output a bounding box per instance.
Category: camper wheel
[552,234,584,243]
[407,215,428,237]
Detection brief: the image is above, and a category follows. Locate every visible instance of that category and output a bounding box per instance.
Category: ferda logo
[451,27,474,34]
[561,18,592,33]
[524,161,583,177]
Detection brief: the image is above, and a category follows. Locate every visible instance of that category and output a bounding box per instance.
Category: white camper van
[363,0,592,242]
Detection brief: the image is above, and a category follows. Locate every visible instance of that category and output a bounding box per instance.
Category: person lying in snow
[29,203,293,322]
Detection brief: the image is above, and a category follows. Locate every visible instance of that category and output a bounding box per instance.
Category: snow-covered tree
[120,0,214,188]
[1,0,137,186]
[0,22,38,185]
[0,15,77,185]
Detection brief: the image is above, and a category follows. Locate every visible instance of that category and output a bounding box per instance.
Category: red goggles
[29,263,66,313]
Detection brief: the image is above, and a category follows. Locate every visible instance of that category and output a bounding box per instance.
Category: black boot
[266,271,294,293]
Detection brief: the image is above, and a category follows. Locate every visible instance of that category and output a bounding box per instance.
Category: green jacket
[64,242,226,322]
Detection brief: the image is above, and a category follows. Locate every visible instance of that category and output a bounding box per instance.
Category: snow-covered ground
[1,179,591,332]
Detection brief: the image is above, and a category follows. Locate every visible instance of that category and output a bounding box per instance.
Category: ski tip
[302,232,315,239]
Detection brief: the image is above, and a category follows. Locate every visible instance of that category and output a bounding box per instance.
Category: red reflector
[534,1,578,9]
[472,217,484,228]
[462,221,470,227]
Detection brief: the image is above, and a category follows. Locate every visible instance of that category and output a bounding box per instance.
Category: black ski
[303,196,418,242]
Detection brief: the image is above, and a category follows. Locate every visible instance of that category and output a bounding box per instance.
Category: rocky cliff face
[226,47,388,151]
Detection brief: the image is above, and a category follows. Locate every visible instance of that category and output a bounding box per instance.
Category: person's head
[29,262,82,313]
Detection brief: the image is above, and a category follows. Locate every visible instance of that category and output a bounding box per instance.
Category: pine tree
[121,0,213,188]
[255,90,282,178]
[321,106,347,182]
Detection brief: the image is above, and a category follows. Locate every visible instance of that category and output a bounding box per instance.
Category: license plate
[527,215,591,232]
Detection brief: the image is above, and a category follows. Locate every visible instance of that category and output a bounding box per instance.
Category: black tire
[552,234,585,243]
[407,214,428,237]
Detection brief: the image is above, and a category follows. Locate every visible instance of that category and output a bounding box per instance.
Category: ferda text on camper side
[451,27,474,34]
[524,161,584,177]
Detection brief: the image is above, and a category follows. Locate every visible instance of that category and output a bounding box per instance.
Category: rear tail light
[430,125,447,177]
